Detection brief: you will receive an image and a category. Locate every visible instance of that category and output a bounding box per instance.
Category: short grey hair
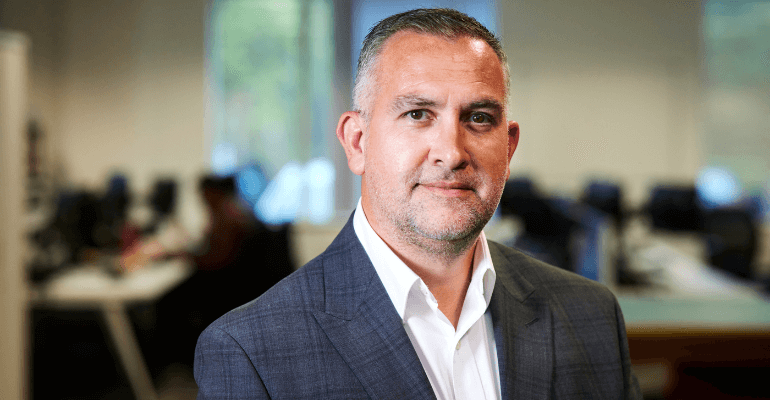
[352,8,510,120]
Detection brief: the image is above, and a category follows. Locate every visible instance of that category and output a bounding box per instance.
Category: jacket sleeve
[613,297,643,399]
[194,325,270,399]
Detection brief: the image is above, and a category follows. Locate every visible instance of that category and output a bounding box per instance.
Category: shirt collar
[352,199,496,321]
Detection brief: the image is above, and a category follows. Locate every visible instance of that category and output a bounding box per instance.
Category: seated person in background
[187,175,294,299]
[157,175,295,367]
[119,178,189,272]
[190,176,258,272]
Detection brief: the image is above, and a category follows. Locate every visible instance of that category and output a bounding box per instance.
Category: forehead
[372,31,506,104]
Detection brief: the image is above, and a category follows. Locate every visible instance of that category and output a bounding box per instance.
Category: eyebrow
[464,99,504,118]
[389,94,438,114]
[388,94,505,118]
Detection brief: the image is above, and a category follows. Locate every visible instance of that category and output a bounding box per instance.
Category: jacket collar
[312,213,554,399]
[312,212,436,399]
[489,242,554,399]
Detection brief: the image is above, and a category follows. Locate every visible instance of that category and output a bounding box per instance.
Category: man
[195,8,641,399]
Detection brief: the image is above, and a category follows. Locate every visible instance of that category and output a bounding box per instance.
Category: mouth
[418,181,475,196]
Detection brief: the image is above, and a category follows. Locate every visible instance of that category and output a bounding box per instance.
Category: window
[702,1,770,202]
[207,0,335,224]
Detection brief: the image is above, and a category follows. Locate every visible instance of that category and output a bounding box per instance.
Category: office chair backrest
[647,185,702,232]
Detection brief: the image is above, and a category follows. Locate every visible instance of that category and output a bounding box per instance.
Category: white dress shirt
[353,200,501,400]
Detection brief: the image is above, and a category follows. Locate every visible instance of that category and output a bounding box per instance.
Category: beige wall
[0,1,64,184]
[0,1,207,396]
[0,30,29,400]
[56,0,206,187]
[1,0,209,234]
[502,0,702,207]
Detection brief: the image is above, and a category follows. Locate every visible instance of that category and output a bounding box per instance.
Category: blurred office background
[1,0,769,399]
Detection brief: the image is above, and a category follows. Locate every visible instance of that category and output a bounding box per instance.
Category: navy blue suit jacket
[194,213,641,399]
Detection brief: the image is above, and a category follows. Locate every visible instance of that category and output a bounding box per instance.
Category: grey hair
[352,8,510,121]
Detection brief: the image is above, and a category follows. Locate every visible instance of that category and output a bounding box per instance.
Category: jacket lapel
[489,242,553,400]
[312,216,435,400]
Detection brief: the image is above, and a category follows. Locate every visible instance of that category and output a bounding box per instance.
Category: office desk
[620,296,770,397]
[618,239,770,397]
[29,259,193,400]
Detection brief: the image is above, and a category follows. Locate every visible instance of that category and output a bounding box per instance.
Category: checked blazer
[194,212,641,399]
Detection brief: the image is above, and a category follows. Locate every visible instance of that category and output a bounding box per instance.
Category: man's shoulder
[204,219,363,338]
[488,240,616,302]
[204,253,327,337]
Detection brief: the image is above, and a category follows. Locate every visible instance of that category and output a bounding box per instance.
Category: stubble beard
[398,199,488,259]
[368,169,506,262]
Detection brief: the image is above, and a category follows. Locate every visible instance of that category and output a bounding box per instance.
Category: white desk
[616,232,770,397]
[618,232,770,333]
[29,259,193,400]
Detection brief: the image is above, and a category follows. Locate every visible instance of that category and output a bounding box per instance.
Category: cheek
[475,144,512,184]
[474,136,507,162]
[370,134,425,177]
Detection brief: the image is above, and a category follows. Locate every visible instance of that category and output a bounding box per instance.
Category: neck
[387,234,479,329]
[359,199,485,328]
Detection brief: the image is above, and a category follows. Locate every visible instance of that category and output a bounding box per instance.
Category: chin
[404,223,484,256]
[412,214,488,242]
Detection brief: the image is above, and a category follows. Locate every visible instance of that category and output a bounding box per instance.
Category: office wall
[1,1,207,396]
[57,0,206,187]
[502,0,702,207]
[0,30,29,400]
[0,0,63,181]
[0,0,208,233]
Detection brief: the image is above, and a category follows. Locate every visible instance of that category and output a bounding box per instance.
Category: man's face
[351,31,518,251]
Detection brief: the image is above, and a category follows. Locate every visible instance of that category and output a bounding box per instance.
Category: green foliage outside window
[210,0,333,175]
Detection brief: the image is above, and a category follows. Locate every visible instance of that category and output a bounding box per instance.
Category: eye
[470,112,493,124]
[407,110,428,120]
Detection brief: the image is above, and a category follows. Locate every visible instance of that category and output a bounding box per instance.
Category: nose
[428,118,469,171]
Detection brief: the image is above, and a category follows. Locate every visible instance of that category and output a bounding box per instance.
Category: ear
[336,111,366,176]
[505,120,520,178]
